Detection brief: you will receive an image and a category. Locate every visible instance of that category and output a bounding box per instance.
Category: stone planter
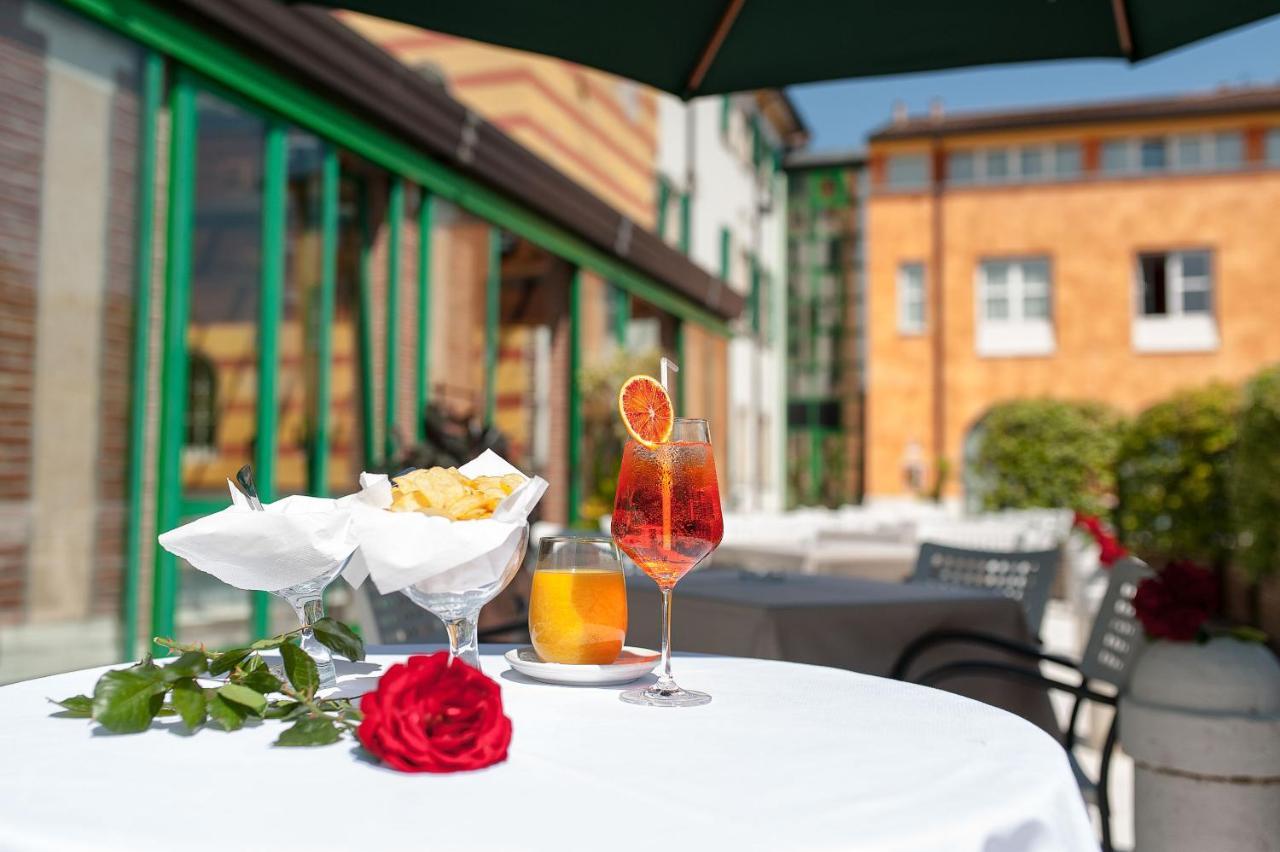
[1120,637,1280,851]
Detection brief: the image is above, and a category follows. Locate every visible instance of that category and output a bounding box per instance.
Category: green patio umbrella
[297,0,1280,97]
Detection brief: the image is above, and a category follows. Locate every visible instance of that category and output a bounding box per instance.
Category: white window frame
[1103,132,1245,176]
[974,257,1055,357]
[897,262,926,335]
[946,142,1079,186]
[1132,249,1219,353]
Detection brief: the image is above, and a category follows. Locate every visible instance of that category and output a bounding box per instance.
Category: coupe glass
[530,536,627,664]
[611,418,724,707]
[402,524,529,668]
[273,558,347,689]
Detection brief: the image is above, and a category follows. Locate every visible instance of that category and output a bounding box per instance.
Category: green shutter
[720,94,731,136]
[678,191,691,255]
[655,176,670,241]
[719,227,732,281]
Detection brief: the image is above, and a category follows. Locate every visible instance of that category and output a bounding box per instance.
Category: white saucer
[504,646,660,686]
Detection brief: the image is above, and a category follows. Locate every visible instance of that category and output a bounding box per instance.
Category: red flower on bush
[358,652,512,773]
[1132,560,1219,641]
[1072,512,1128,567]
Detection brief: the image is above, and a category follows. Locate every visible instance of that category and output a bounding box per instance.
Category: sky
[789,16,1280,152]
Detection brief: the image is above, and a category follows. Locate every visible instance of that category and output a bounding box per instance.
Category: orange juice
[529,569,627,664]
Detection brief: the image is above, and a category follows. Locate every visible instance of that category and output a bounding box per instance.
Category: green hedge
[969,399,1122,516]
[1232,364,1280,580]
[1114,382,1239,566]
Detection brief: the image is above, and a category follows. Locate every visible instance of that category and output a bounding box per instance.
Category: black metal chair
[908,541,1061,637]
[892,557,1152,852]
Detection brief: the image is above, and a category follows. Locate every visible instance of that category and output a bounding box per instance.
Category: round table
[0,649,1096,851]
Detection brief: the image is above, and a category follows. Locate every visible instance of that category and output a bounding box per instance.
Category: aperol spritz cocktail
[612,417,724,707]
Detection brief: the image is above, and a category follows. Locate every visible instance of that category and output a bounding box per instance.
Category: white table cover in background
[0,651,1096,852]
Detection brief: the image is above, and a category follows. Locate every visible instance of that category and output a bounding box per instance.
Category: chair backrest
[1078,557,1153,689]
[911,542,1060,635]
[357,584,448,646]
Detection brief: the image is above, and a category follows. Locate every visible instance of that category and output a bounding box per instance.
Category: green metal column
[356,180,377,467]
[674,318,686,415]
[121,49,163,661]
[309,146,339,497]
[484,226,501,424]
[151,70,198,650]
[385,177,403,462]
[252,120,288,639]
[415,190,434,441]
[566,268,583,525]
[612,283,630,348]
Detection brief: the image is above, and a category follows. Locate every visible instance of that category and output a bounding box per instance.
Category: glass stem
[657,587,675,690]
[288,594,337,689]
[446,616,481,669]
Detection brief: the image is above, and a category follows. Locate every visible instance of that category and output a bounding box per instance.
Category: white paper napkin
[157,485,359,592]
[341,450,549,594]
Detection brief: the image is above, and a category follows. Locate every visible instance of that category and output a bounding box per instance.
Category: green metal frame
[566,268,583,525]
[415,190,434,440]
[655,176,670,241]
[384,176,404,462]
[719,227,732,281]
[309,146,340,497]
[484,226,501,423]
[612,282,630,347]
[678,191,691,255]
[121,49,163,661]
[151,69,198,648]
[674,319,686,415]
[356,178,378,468]
[59,0,730,337]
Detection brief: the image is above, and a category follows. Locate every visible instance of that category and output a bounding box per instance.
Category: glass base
[620,683,711,708]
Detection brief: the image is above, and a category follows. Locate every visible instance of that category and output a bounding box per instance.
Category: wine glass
[401,524,529,668]
[530,536,627,664]
[273,560,346,689]
[611,418,724,706]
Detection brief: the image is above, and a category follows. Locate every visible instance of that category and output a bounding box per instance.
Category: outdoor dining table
[0,648,1095,852]
[626,571,1061,735]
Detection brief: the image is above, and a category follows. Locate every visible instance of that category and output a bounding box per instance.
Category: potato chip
[387,465,526,521]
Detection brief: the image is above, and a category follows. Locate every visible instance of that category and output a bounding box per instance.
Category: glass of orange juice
[529,536,627,664]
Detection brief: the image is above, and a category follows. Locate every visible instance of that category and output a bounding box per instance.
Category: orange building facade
[864,88,1280,499]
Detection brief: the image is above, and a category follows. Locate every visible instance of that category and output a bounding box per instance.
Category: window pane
[1139,254,1168,316]
[1021,260,1050,319]
[948,151,975,185]
[898,262,925,332]
[1268,129,1280,166]
[1139,137,1167,172]
[982,262,1009,319]
[1101,140,1129,174]
[1182,289,1210,313]
[887,154,929,189]
[985,149,1009,181]
[1054,143,1082,177]
[1019,147,1044,180]
[1180,251,1209,280]
[1214,132,1243,169]
[1174,136,1202,170]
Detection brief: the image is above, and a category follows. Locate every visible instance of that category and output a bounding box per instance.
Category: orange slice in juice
[618,374,673,447]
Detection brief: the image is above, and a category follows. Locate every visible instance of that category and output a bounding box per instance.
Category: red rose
[1132,560,1218,641]
[358,652,512,773]
[1072,512,1128,567]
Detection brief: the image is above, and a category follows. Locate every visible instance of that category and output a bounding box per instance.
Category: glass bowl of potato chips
[387,465,531,667]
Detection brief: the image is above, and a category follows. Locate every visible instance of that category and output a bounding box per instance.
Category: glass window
[1174,135,1203,171]
[897,262,926,334]
[1138,250,1213,317]
[1101,140,1129,174]
[1267,129,1280,166]
[1019,147,1044,181]
[1053,143,1082,178]
[947,151,975,185]
[984,149,1009,182]
[886,153,929,189]
[1139,137,1167,172]
[1213,132,1243,170]
[978,258,1052,323]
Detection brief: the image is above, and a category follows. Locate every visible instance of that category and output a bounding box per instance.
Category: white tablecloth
[0,649,1096,852]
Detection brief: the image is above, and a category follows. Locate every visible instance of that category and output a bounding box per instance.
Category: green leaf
[313,618,364,662]
[275,716,341,747]
[206,692,250,732]
[162,651,208,681]
[170,678,206,730]
[208,648,252,677]
[312,618,364,662]
[264,700,304,720]
[50,695,93,717]
[279,642,319,698]
[250,633,291,651]
[239,654,266,673]
[92,670,166,733]
[236,666,283,695]
[217,683,268,716]
[1228,625,1269,644]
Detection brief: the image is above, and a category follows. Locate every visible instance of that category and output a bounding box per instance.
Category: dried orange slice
[618,374,673,447]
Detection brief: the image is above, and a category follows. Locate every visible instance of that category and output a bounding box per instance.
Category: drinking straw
[658,357,678,553]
